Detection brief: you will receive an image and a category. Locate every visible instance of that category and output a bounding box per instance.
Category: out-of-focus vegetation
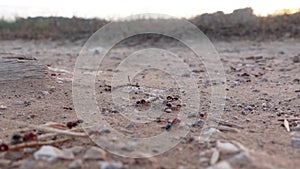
[0,8,299,41]
[0,17,108,40]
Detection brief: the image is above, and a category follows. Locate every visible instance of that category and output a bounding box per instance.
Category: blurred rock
[69,159,83,169]
[208,161,232,169]
[291,137,300,148]
[83,146,107,160]
[19,160,35,169]
[293,55,300,63]
[98,161,123,169]
[0,105,7,110]
[64,146,84,155]
[216,141,239,154]
[0,159,11,167]
[34,145,74,162]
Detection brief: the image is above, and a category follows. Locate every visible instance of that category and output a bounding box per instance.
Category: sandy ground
[0,39,299,169]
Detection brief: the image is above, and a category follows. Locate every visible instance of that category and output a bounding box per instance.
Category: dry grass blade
[284,118,290,132]
[9,138,69,151]
[1,119,88,137]
[278,118,300,121]
[218,126,240,133]
[44,122,68,130]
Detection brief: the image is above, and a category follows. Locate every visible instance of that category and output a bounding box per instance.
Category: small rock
[4,151,24,161]
[34,145,74,162]
[227,152,252,167]
[293,55,300,63]
[19,160,35,169]
[101,128,111,134]
[0,105,7,110]
[0,159,11,167]
[208,161,232,169]
[98,161,123,169]
[293,78,300,84]
[40,91,49,95]
[291,137,300,148]
[261,78,268,82]
[23,148,38,153]
[192,119,204,127]
[217,141,239,154]
[124,123,134,129]
[187,112,197,118]
[199,157,209,163]
[15,101,30,107]
[165,109,172,113]
[165,123,172,130]
[69,159,83,169]
[83,146,107,160]
[64,146,84,155]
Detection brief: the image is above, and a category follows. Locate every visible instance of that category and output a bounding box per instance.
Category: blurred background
[0,0,299,40]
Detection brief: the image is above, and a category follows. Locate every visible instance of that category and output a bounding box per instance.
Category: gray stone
[208,161,232,169]
[64,146,84,155]
[293,55,300,63]
[98,161,123,169]
[34,145,74,162]
[0,159,11,167]
[69,159,83,169]
[84,146,107,160]
[124,123,134,129]
[4,151,23,161]
[187,112,197,118]
[291,137,300,148]
[0,105,7,110]
[165,109,172,113]
[19,161,35,169]
[216,141,239,154]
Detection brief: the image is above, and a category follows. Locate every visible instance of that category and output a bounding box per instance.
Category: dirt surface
[0,39,299,169]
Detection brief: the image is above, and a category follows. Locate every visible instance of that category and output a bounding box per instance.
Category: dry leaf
[284,118,290,132]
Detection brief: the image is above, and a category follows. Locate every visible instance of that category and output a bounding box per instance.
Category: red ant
[0,142,9,151]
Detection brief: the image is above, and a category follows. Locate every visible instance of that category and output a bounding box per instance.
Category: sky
[0,0,299,20]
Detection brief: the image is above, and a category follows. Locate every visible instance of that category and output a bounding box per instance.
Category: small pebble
[293,55,300,63]
[208,161,232,169]
[165,109,172,113]
[216,141,239,154]
[124,123,134,129]
[84,146,107,160]
[64,146,84,155]
[193,119,204,127]
[291,137,300,149]
[0,105,7,110]
[98,161,123,169]
[19,161,35,169]
[34,145,74,162]
[101,129,111,134]
[165,123,172,130]
[0,159,11,167]
[187,112,197,118]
